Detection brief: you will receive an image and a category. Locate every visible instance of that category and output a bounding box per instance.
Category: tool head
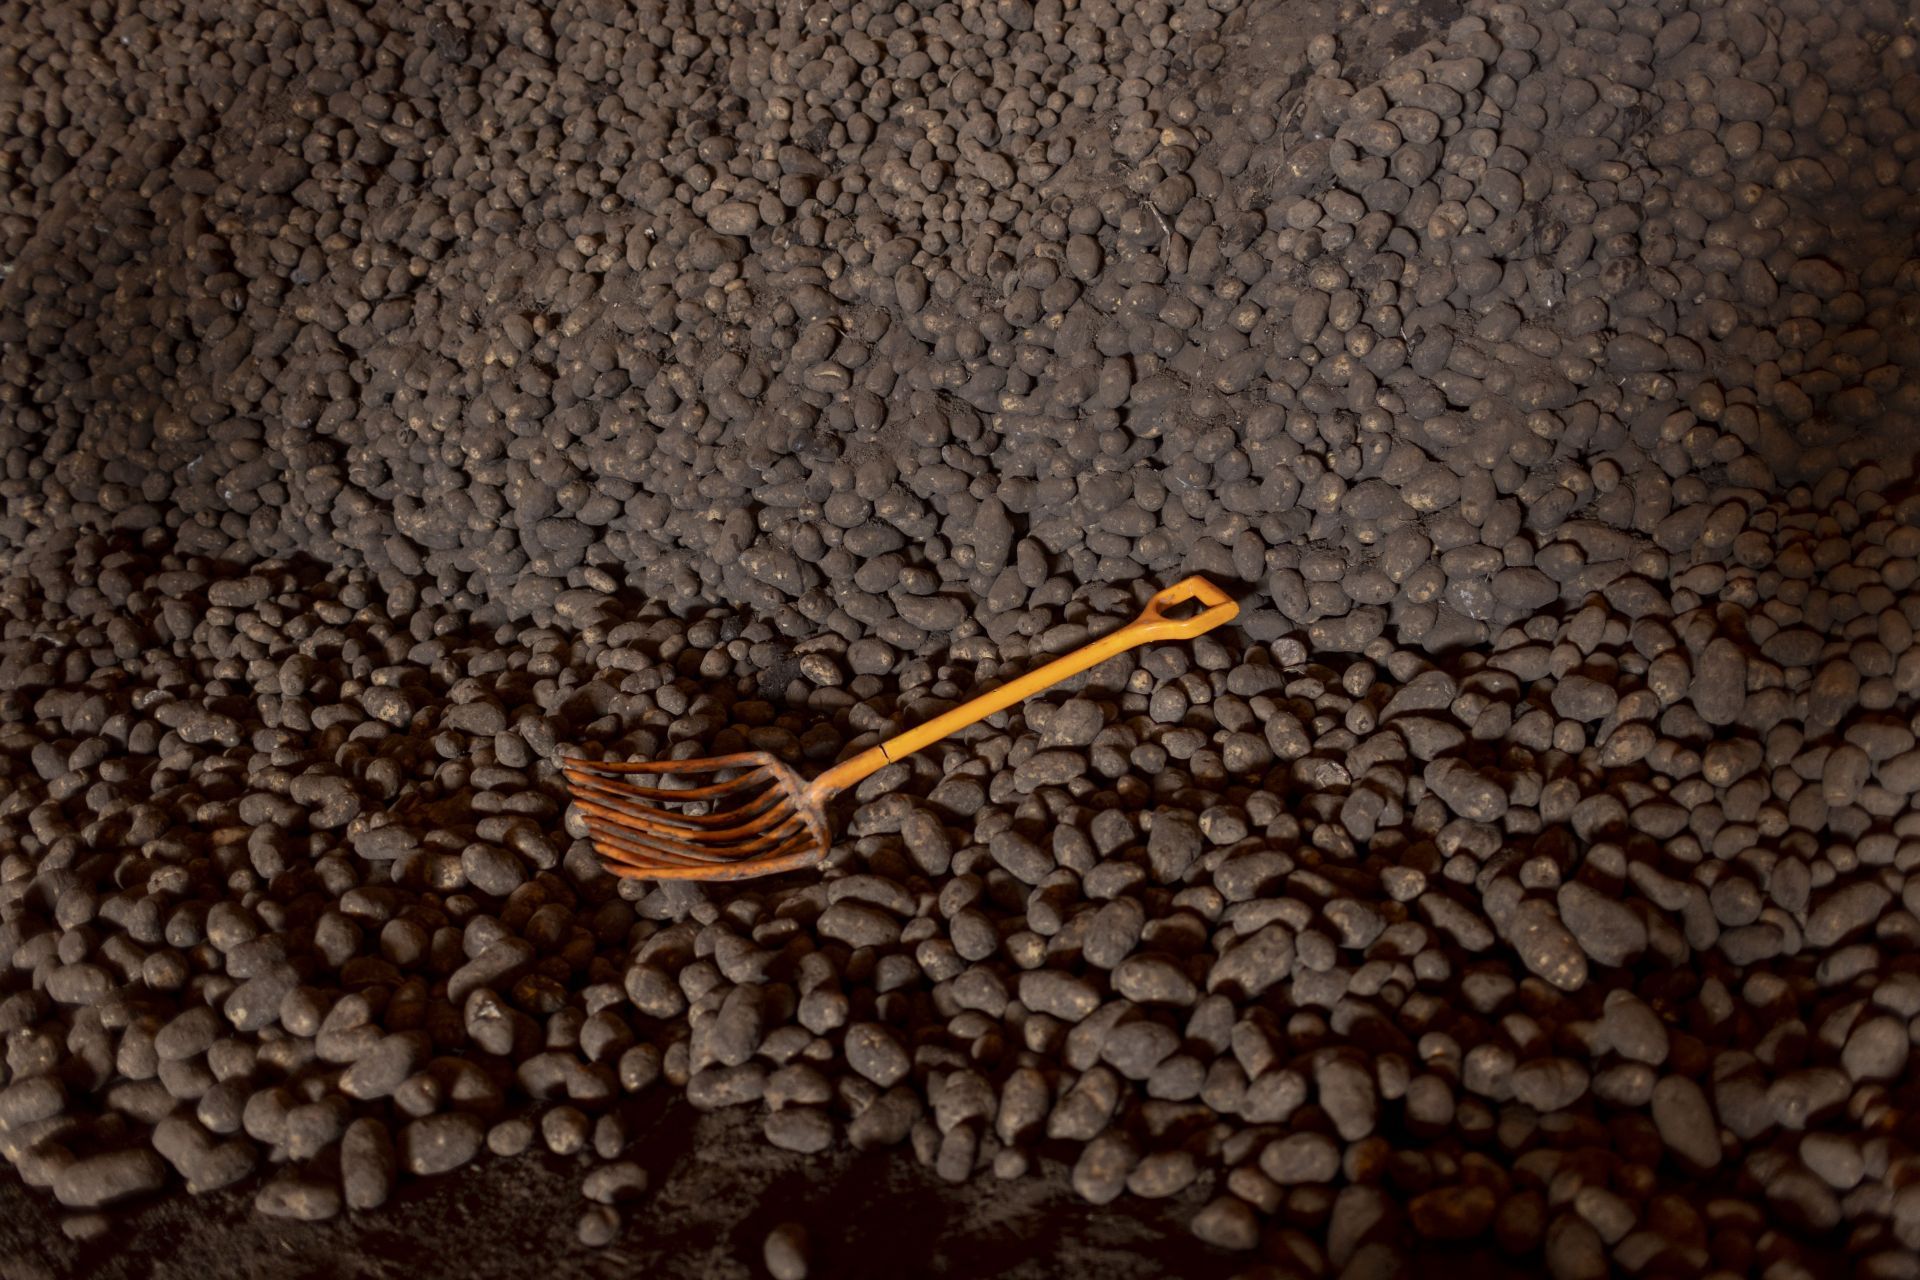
[559,750,831,881]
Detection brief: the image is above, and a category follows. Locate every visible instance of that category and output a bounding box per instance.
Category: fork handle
[810,576,1238,797]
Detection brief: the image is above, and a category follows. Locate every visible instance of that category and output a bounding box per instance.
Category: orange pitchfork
[559,577,1239,881]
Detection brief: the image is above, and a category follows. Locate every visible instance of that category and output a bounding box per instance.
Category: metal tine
[697,833,822,879]
[722,841,825,877]
[603,799,800,845]
[596,817,811,866]
[557,751,770,776]
[560,762,771,806]
[599,831,820,880]
[591,813,811,868]
[583,792,808,847]
[563,749,826,880]
[592,832,747,868]
[576,809,779,859]
[590,825,749,868]
[617,851,820,882]
[571,782,774,821]
[568,778,764,810]
[564,773,788,832]
[574,766,787,816]
[562,756,763,782]
[577,804,795,849]
[583,821,794,871]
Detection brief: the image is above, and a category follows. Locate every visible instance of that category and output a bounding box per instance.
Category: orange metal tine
[594,820,797,859]
[566,783,771,819]
[593,820,810,870]
[600,832,825,882]
[589,810,821,870]
[560,576,1239,883]
[563,772,788,835]
[578,785,827,879]
[567,759,813,858]
[575,795,797,848]
[574,802,781,849]
[561,750,774,775]
[559,755,771,794]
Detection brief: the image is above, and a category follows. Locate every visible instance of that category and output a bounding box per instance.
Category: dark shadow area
[2,1101,1546,1280]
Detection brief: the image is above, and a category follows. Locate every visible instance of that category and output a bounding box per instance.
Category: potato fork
[559,576,1238,881]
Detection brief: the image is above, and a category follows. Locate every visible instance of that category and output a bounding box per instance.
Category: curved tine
[564,771,746,811]
[611,782,802,843]
[593,834,736,870]
[565,772,784,829]
[562,763,772,805]
[576,797,793,844]
[597,810,810,864]
[570,769,789,827]
[602,831,825,882]
[591,809,813,868]
[647,842,825,882]
[575,763,800,821]
[565,773,767,808]
[594,818,812,874]
[592,829,740,869]
[584,798,797,854]
[594,805,798,849]
[559,751,771,776]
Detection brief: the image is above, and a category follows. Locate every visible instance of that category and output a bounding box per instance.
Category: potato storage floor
[1,0,1918,1277]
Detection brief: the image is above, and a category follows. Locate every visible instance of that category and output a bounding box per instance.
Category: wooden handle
[810,576,1238,796]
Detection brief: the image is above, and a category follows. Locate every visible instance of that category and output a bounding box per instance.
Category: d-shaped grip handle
[1134,575,1240,640]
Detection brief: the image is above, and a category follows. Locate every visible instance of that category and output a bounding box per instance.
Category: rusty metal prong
[596,829,825,882]
[558,576,1241,884]
[562,748,829,882]
[564,770,786,834]
[589,809,810,867]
